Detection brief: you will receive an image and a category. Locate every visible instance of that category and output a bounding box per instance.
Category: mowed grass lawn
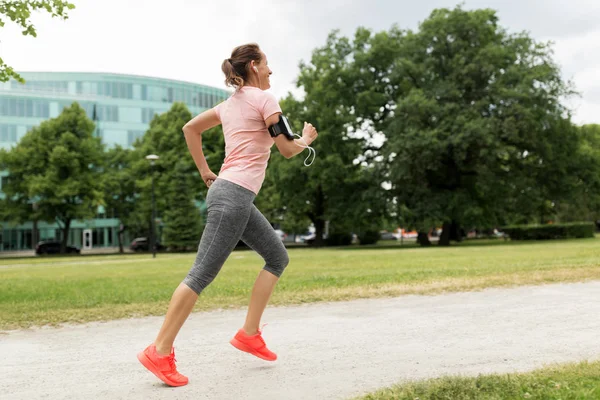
[356,360,600,400]
[0,238,599,330]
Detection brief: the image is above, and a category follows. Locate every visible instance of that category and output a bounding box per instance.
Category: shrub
[502,222,595,241]
[358,230,380,245]
[325,232,353,246]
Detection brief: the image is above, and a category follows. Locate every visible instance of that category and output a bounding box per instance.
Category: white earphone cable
[294,134,316,167]
[254,64,261,89]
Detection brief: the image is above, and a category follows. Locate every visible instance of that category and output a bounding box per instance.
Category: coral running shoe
[230,328,277,361]
[137,345,189,387]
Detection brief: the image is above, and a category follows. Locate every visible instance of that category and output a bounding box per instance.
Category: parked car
[274,229,286,241]
[295,232,310,243]
[380,231,398,240]
[301,232,331,245]
[35,240,80,255]
[130,237,165,252]
[299,232,315,243]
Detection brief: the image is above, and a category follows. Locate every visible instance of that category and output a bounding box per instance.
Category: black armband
[268,114,295,140]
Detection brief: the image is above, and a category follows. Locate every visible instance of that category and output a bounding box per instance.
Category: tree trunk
[148,220,153,252]
[449,220,462,243]
[118,229,124,254]
[32,219,38,249]
[440,220,462,246]
[439,223,451,246]
[61,219,71,254]
[417,231,431,246]
[314,218,326,247]
[540,210,545,225]
[312,184,326,247]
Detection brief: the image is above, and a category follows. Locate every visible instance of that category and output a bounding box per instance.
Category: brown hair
[221,43,263,89]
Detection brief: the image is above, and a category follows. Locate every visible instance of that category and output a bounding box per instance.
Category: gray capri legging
[183,178,289,295]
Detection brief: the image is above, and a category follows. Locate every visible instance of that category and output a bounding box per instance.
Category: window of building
[147,85,168,102]
[0,125,18,142]
[127,130,145,147]
[98,82,110,97]
[0,98,50,118]
[16,98,25,117]
[9,98,16,115]
[25,99,33,116]
[112,83,120,98]
[95,104,119,122]
[105,106,119,122]
[56,101,119,123]
[76,82,96,95]
[34,100,50,118]
[2,229,17,250]
[94,228,105,246]
[84,81,133,99]
[109,82,132,99]
[118,107,141,123]
[142,108,156,123]
[20,229,33,250]
[10,81,22,90]
[11,80,68,93]
[173,88,185,102]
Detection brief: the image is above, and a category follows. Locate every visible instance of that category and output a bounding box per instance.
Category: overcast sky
[1,0,598,124]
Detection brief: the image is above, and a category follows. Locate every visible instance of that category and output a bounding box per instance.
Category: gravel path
[2,281,599,400]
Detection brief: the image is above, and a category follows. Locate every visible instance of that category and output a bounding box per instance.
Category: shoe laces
[256,323,268,346]
[168,351,177,371]
[257,334,266,346]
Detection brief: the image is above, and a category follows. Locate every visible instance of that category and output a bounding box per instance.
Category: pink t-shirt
[213,86,282,195]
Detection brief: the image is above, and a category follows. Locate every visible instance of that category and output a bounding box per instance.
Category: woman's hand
[302,122,318,146]
[201,169,218,188]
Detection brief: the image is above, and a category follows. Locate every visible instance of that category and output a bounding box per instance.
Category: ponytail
[221,43,262,89]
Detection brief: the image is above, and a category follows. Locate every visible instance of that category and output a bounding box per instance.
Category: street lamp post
[32,202,38,251]
[145,154,159,258]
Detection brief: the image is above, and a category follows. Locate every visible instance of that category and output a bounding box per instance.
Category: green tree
[0,103,104,252]
[382,6,577,245]
[555,124,600,224]
[162,161,203,251]
[0,0,75,82]
[577,124,600,223]
[103,145,137,253]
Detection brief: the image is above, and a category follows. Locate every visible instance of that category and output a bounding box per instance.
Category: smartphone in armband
[268,114,295,140]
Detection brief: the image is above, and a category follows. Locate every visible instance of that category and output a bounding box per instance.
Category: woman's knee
[182,274,204,295]
[264,250,289,277]
[183,260,222,295]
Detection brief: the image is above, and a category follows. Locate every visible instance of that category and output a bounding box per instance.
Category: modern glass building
[0,72,229,252]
